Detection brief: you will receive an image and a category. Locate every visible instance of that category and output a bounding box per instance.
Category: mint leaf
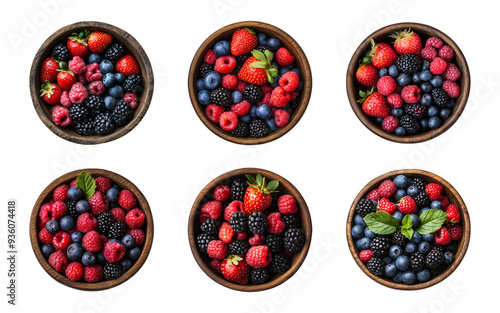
[364,211,400,235]
[401,214,413,230]
[266,180,279,191]
[401,227,414,240]
[76,170,96,200]
[416,209,447,235]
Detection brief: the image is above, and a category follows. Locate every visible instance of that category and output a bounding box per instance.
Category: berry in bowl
[347,23,470,143]
[189,21,312,144]
[346,169,470,290]
[188,168,312,291]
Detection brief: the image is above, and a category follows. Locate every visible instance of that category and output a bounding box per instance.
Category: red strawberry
[39,81,62,105]
[369,40,398,69]
[116,54,141,76]
[40,57,60,82]
[231,28,258,56]
[445,204,460,224]
[389,27,422,55]
[219,222,234,244]
[242,174,279,215]
[221,255,249,285]
[356,64,378,87]
[56,62,76,90]
[359,89,391,118]
[67,31,89,58]
[377,198,396,214]
[87,31,113,53]
[398,196,417,214]
[238,50,278,85]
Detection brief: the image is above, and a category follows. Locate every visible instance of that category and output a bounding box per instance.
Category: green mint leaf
[256,174,263,185]
[251,50,267,63]
[401,227,414,240]
[363,211,400,235]
[245,175,257,186]
[250,61,267,69]
[76,170,96,200]
[266,180,279,191]
[416,209,448,235]
[401,214,413,230]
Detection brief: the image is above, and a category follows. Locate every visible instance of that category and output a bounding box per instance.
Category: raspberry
[60,91,72,107]
[398,196,417,214]
[447,224,463,240]
[445,204,461,224]
[218,222,234,243]
[278,195,298,214]
[382,116,399,133]
[204,49,217,65]
[258,92,272,106]
[377,197,396,214]
[38,227,53,244]
[377,76,397,96]
[442,63,461,82]
[224,200,243,222]
[267,212,285,234]
[69,82,88,104]
[261,84,273,95]
[430,57,447,75]
[219,111,238,131]
[88,191,109,215]
[52,231,71,249]
[246,245,272,268]
[84,264,103,283]
[420,46,437,61]
[85,63,103,82]
[100,234,108,245]
[359,249,374,263]
[279,71,300,92]
[401,85,421,103]
[207,240,227,259]
[249,234,265,246]
[88,80,105,95]
[425,183,443,201]
[83,231,102,252]
[52,105,72,127]
[434,226,451,245]
[213,185,230,202]
[214,56,236,74]
[68,56,86,74]
[438,45,454,62]
[230,100,251,117]
[77,73,87,85]
[118,190,136,210]
[110,207,126,221]
[201,201,222,220]
[70,180,77,187]
[94,177,112,193]
[236,232,247,240]
[442,80,461,98]
[210,258,222,273]
[205,104,225,123]
[122,92,138,109]
[50,201,67,220]
[222,75,238,90]
[76,213,97,233]
[271,86,291,108]
[125,228,145,246]
[440,195,450,208]
[48,250,69,272]
[425,37,443,49]
[65,262,84,281]
[274,110,290,127]
[125,208,145,229]
[235,81,247,93]
[386,93,403,108]
[103,240,126,263]
[366,189,381,201]
[378,180,397,198]
[276,47,295,66]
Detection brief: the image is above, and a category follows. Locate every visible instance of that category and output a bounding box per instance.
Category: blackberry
[283,228,305,253]
[200,218,221,235]
[111,100,133,127]
[430,264,447,277]
[84,95,105,116]
[236,52,251,64]
[104,43,125,63]
[108,221,125,239]
[264,233,283,254]
[425,250,444,269]
[270,254,291,274]
[51,43,71,62]
[66,200,79,219]
[370,236,391,257]
[230,178,246,201]
[355,198,376,217]
[199,62,213,77]
[69,104,89,123]
[244,84,263,104]
[197,233,215,253]
[231,62,243,76]
[431,244,445,254]
[123,74,144,94]
[400,115,421,135]
[288,96,300,109]
[249,119,270,138]
[96,211,114,235]
[255,45,275,54]
[228,240,250,256]
[269,192,280,211]
[230,121,249,137]
[432,88,450,107]
[248,212,267,235]
[250,267,270,285]
[411,177,426,191]
[94,112,116,135]
[404,103,427,119]
[366,257,385,276]
[229,212,248,233]
[103,262,122,280]
[283,214,301,229]
[396,53,422,74]
[410,252,426,272]
[75,119,95,136]
[414,192,430,208]
[210,87,231,106]
[391,230,408,246]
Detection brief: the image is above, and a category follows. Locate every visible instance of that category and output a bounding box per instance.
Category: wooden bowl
[346,169,470,290]
[188,21,312,145]
[188,168,312,291]
[346,22,470,143]
[29,21,154,145]
[29,169,154,291]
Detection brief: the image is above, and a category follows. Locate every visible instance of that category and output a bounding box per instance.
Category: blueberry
[122,234,135,249]
[249,105,259,119]
[427,105,439,117]
[395,189,407,201]
[420,70,432,82]
[364,227,376,239]
[203,71,221,90]
[67,243,84,261]
[240,115,252,123]
[351,225,364,239]
[198,90,211,105]
[104,95,117,111]
[45,219,59,234]
[256,104,273,119]
[390,245,403,259]
[417,268,431,282]
[109,85,124,98]
[385,263,398,277]
[422,59,430,70]
[128,247,142,261]
[258,33,269,46]
[389,65,399,77]
[392,107,404,118]
[440,108,452,120]
[447,98,456,108]
[392,211,404,223]
[114,73,126,84]
[393,271,403,283]
[231,91,243,104]
[412,72,421,84]
[395,255,410,271]
[265,118,278,132]
[41,244,55,258]
[88,54,101,64]
[428,116,442,129]
[397,73,411,86]
[354,214,367,227]
[96,252,106,265]
[283,105,293,115]
[109,239,121,244]
[196,78,206,91]
[356,237,371,250]
[420,118,429,132]
[402,271,417,285]
[446,243,458,253]
[104,188,119,203]
[405,243,417,254]
[103,72,117,88]
[82,251,96,267]
[213,40,230,56]
[407,186,419,197]
[419,241,431,254]
[422,234,434,243]
[60,216,74,231]
[120,258,133,272]
[379,68,388,77]
[430,75,443,87]
[291,68,302,79]
[444,251,454,264]
[430,201,443,210]
[409,214,420,228]
[393,175,409,188]
[71,232,83,243]
[67,187,83,201]
[383,256,393,264]
[267,37,281,50]
[76,200,90,214]
[375,117,384,124]
[279,66,292,76]
[99,60,113,74]
[420,93,432,106]
[420,82,433,93]
[410,231,422,244]
[395,126,406,136]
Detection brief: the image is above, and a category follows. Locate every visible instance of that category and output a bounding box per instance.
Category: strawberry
[40,57,60,82]
[242,174,279,215]
[238,50,278,85]
[398,196,417,214]
[389,27,422,55]
[67,31,89,58]
[116,54,141,76]
[219,222,234,244]
[445,204,460,224]
[358,89,391,118]
[377,198,396,214]
[87,31,113,53]
[221,255,249,285]
[368,40,398,69]
[56,62,76,90]
[356,64,378,87]
[39,81,62,105]
[231,28,258,56]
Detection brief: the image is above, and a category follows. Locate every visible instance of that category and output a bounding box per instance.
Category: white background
[0,0,498,312]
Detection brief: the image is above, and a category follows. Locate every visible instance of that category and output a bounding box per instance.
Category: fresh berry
[356,198,376,217]
[214,56,237,74]
[116,54,140,76]
[238,53,276,85]
[231,28,258,56]
[356,64,378,87]
[398,196,417,214]
[425,183,443,201]
[246,245,272,268]
[108,221,126,239]
[242,174,278,215]
[359,249,374,263]
[279,71,300,92]
[377,198,396,214]
[276,47,295,66]
[125,208,146,229]
[201,201,222,221]
[118,190,136,211]
[76,213,97,233]
[377,76,397,96]
[447,224,463,240]
[360,91,391,118]
[366,189,381,201]
[445,204,460,224]
[82,231,102,252]
[425,37,443,49]
[230,212,248,233]
[277,195,298,214]
[40,81,62,105]
[221,255,249,285]
[399,115,421,135]
[68,82,88,104]
[219,111,239,131]
[283,228,305,253]
[430,57,447,75]
[390,28,422,55]
[369,41,398,69]
[87,31,112,53]
[270,254,291,274]
[84,264,103,283]
[438,45,454,62]
[425,250,444,269]
[52,43,71,62]
[442,63,461,82]
[378,180,397,198]
[219,222,234,244]
[228,240,250,256]
[48,250,69,272]
[207,240,228,259]
[210,258,222,273]
[442,80,461,98]
[103,262,122,280]
[88,191,109,215]
[366,257,385,276]
[267,212,285,234]
[387,93,404,108]
[205,104,225,123]
[67,31,89,57]
[396,54,422,74]
[250,267,270,284]
[434,226,451,245]
[401,85,421,103]
[103,240,126,263]
[381,116,399,133]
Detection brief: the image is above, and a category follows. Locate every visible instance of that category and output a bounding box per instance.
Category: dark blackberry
[230,178,246,201]
[200,218,221,235]
[411,177,426,191]
[248,212,267,235]
[432,88,450,107]
[395,53,422,74]
[283,214,301,229]
[51,43,71,62]
[84,95,104,116]
[404,103,427,119]
[400,115,421,135]
[255,45,275,54]
[104,43,125,63]
[111,100,133,127]
[228,240,250,256]
[283,228,305,253]
[108,221,126,239]
[270,254,291,274]
[75,119,95,136]
[244,84,263,104]
[210,87,231,106]
[96,211,114,235]
[230,121,249,137]
[366,257,385,276]
[66,200,79,219]
[414,192,430,208]
[236,52,251,64]
[250,267,270,285]
[249,119,270,138]
[288,96,300,109]
[370,236,391,257]
[231,62,243,76]
[94,112,116,135]
[199,62,213,77]
[230,212,248,233]
[69,104,89,123]
[391,230,408,246]
[197,233,215,253]
[103,262,122,280]
[410,252,426,272]
[267,192,280,212]
[122,74,144,94]
[425,250,444,269]
[431,244,445,254]
[264,233,283,254]
[430,264,448,277]
[355,198,376,217]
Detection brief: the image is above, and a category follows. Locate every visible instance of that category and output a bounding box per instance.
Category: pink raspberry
[279,71,300,92]
[249,234,265,246]
[53,184,70,202]
[88,80,105,95]
[205,104,224,123]
[442,63,461,82]
[261,84,273,95]
[278,195,298,214]
[70,179,77,187]
[48,250,68,272]
[94,177,112,193]
[82,231,102,252]
[222,74,238,90]
[387,93,403,108]
[267,212,285,234]
[52,231,71,249]
[447,224,463,240]
[60,91,72,107]
[103,240,126,263]
[52,105,72,127]
[224,201,243,222]
[68,56,86,74]
[420,46,437,61]
[270,86,290,108]
[230,100,251,117]
[425,37,443,49]
[38,227,53,244]
[219,111,238,131]
[76,213,97,233]
[430,57,447,75]
[122,92,138,109]
[65,262,84,281]
[382,116,399,133]
[276,47,295,66]
[125,208,146,229]
[88,191,109,215]
[85,63,103,82]
[210,258,222,273]
[236,232,247,240]
[235,81,247,93]
[401,85,421,103]
[110,207,126,221]
[438,45,454,62]
[246,246,272,268]
[84,264,103,283]
[376,76,397,96]
[50,201,67,220]
[204,49,217,64]
[125,228,145,246]
[201,201,223,220]
[378,180,397,198]
[118,190,136,210]
[69,82,88,104]
[359,249,374,263]
[257,92,272,106]
[274,109,290,127]
[214,56,236,74]
[39,203,53,224]
[207,240,227,259]
[366,189,381,201]
[213,185,230,202]
[77,73,87,84]
[442,80,461,98]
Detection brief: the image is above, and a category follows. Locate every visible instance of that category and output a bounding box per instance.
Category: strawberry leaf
[264,50,273,63]
[364,211,400,235]
[244,27,255,35]
[76,170,96,200]
[266,180,279,191]
[266,72,274,84]
[250,61,267,69]
[246,175,257,186]
[268,67,278,77]
[251,50,267,63]
[256,174,263,185]
[416,209,447,235]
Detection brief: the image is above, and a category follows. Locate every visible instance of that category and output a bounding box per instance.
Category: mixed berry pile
[37,171,146,282]
[355,28,461,136]
[196,174,306,285]
[39,30,144,136]
[196,27,304,138]
[352,174,463,285]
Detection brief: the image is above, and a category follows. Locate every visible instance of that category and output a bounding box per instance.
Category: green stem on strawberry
[249,50,278,83]
[68,30,89,45]
[245,174,279,195]
[357,87,375,104]
[56,62,74,76]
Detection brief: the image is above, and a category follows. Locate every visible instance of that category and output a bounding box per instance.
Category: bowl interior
[188,21,312,145]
